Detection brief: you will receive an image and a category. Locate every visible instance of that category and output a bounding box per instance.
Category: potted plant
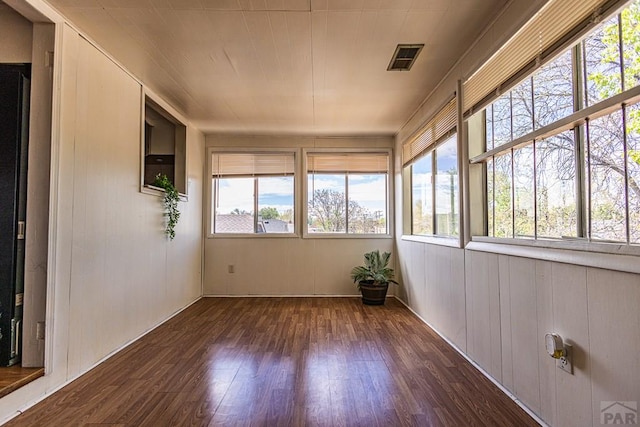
[351,250,398,305]
[153,173,180,240]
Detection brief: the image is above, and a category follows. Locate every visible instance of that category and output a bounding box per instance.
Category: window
[410,134,459,237]
[403,98,459,239]
[473,0,640,245]
[142,95,187,195]
[211,152,295,234]
[306,152,390,235]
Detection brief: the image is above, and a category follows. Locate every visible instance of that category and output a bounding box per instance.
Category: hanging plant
[153,173,181,240]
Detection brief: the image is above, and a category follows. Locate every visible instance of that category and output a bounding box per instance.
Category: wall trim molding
[467,240,640,275]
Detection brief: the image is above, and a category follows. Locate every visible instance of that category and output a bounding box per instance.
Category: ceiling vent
[387,44,424,71]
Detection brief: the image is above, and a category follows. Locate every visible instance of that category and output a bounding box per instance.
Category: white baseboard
[202,294,362,298]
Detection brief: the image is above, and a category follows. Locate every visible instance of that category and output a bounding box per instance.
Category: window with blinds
[402,98,460,239]
[402,98,457,166]
[306,151,390,235]
[212,153,295,177]
[470,0,640,247]
[211,152,296,234]
[463,0,624,114]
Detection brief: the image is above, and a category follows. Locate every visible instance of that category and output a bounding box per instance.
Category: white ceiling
[43,0,509,135]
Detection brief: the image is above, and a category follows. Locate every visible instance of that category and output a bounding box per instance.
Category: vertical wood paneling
[314,240,369,295]
[51,24,81,383]
[284,238,315,295]
[488,253,502,380]
[587,268,640,426]
[52,31,204,384]
[410,241,426,316]
[535,260,557,426]
[67,38,143,375]
[394,239,410,303]
[465,251,501,377]
[395,243,466,354]
[204,238,392,296]
[508,256,540,413]
[498,255,513,392]
[449,248,466,351]
[429,245,448,332]
[552,263,592,427]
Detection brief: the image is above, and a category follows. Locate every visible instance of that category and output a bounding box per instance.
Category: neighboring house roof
[215,214,253,233]
[261,219,289,233]
[215,214,293,233]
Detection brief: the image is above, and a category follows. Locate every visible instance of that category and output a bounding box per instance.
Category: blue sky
[215,173,387,215]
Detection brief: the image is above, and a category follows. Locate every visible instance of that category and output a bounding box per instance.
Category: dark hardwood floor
[5,298,539,426]
[0,366,44,399]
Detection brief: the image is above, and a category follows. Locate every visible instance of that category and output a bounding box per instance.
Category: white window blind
[403,98,457,166]
[463,0,618,113]
[212,153,295,177]
[307,152,389,174]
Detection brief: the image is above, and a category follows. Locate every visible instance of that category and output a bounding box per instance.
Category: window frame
[140,89,188,198]
[406,132,461,241]
[207,147,300,238]
[302,148,393,239]
[468,0,640,256]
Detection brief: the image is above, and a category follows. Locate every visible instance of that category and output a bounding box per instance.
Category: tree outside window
[482,0,640,244]
[307,152,389,235]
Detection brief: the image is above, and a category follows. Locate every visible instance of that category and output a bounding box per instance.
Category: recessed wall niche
[142,95,187,195]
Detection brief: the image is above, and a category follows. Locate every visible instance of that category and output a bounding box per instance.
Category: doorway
[0,64,30,367]
[0,64,44,395]
[0,1,54,397]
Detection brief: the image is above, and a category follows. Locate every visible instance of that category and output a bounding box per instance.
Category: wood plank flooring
[5,298,539,426]
[0,367,44,399]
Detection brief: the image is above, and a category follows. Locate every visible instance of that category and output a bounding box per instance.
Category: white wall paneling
[0,6,204,422]
[535,260,556,425]
[587,269,640,424]
[397,233,640,426]
[398,238,640,427]
[204,237,393,296]
[395,239,467,353]
[58,33,204,380]
[506,256,540,413]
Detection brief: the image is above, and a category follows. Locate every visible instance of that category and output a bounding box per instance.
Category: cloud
[260,176,294,195]
[216,177,294,214]
[307,175,344,191]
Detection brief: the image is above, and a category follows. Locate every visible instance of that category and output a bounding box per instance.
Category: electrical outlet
[557,344,573,374]
[228,265,234,274]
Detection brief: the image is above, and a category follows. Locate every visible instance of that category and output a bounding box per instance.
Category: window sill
[302,233,393,239]
[208,233,299,239]
[142,185,188,201]
[468,237,640,275]
[401,235,461,248]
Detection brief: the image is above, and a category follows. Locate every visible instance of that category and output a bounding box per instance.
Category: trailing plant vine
[153,173,180,240]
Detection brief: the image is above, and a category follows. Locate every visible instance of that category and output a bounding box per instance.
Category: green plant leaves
[153,173,181,240]
[350,249,398,287]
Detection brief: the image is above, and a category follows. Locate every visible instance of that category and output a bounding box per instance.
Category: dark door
[0,64,30,366]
